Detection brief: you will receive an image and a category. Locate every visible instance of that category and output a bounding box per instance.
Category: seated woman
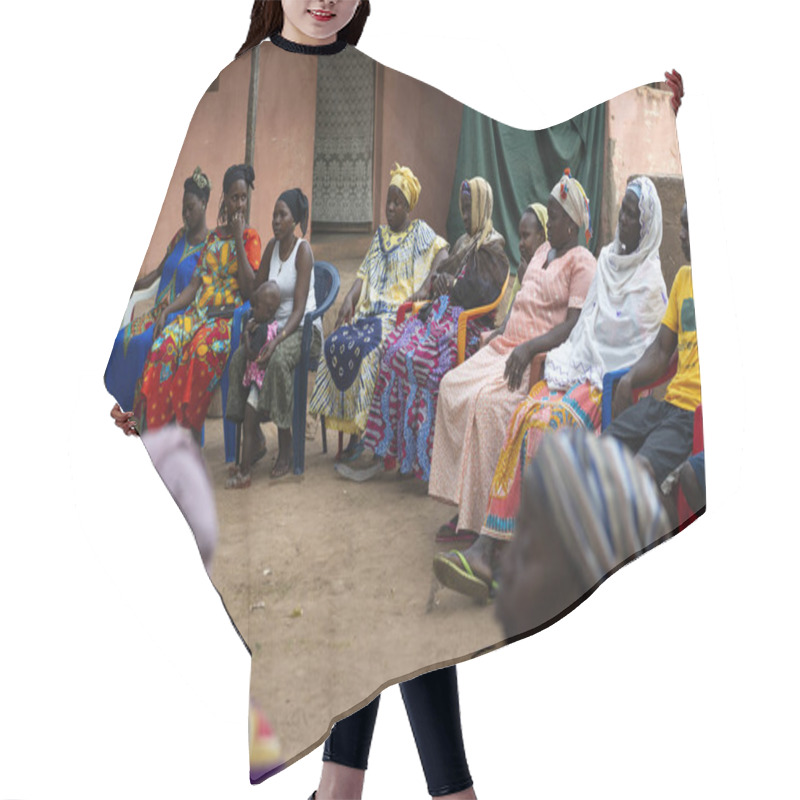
[308,165,449,458]
[492,203,548,326]
[226,188,319,481]
[345,177,509,482]
[137,164,262,437]
[434,176,668,600]
[495,429,672,641]
[428,171,597,544]
[105,168,211,411]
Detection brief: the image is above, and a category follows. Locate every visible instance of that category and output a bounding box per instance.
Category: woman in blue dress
[104,168,211,410]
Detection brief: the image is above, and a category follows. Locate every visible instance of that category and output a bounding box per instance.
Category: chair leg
[321,415,327,454]
[337,431,344,460]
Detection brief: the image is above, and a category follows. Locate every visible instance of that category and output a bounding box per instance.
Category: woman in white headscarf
[434,175,668,601]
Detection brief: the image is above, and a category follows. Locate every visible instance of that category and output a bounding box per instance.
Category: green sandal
[432,550,497,602]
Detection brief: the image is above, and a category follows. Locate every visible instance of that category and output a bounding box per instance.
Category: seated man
[604,203,701,494]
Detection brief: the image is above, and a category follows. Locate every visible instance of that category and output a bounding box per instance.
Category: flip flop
[225,470,252,490]
[432,550,497,602]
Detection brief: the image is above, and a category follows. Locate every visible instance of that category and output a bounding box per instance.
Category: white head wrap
[544,176,667,390]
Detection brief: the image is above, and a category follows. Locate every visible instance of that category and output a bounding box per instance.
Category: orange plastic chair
[455,271,510,364]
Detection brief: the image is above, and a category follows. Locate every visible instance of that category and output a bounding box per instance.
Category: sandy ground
[201,232,507,767]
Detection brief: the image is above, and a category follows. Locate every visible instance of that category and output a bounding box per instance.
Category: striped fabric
[523,429,672,587]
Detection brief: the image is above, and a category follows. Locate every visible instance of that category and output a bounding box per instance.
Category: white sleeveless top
[268,237,320,334]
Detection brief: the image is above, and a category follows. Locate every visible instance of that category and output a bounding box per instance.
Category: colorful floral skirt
[139,311,233,432]
[363,297,485,480]
[481,379,603,540]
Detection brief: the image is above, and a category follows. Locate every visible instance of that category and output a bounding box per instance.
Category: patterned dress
[139,227,261,432]
[309,220,447,435]
[480,379,604,539]
[363,237,509,480]
[104,229,207,411]
[428,243,597,533]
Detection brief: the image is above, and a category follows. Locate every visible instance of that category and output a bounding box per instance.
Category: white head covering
[544,176,667,390]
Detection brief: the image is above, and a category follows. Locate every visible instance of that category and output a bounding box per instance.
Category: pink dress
[428,242,596,532]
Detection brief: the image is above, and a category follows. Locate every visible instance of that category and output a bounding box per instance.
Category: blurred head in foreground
[141,425,218,576]
[496,429,672,640]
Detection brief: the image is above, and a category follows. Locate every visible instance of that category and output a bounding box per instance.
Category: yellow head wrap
[526,202,548,240]
[389,164,421,212]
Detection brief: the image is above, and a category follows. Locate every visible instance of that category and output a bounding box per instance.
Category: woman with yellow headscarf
[309,164,449,458]
[337,177,510,482]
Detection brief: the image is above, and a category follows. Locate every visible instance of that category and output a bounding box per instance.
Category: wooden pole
[245,45,260,226]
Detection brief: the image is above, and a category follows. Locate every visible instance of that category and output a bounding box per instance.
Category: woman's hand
[431,272,456,299]
[153,309,168,340]
[612,373,634,419]
[110,403,139,436]
[432,272,456,298]
[256,337,279,369]
[230,210,245,240]
[335,295,355,329]
[504,341,535,392]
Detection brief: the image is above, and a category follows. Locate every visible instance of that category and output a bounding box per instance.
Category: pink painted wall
[373,66,464,240]
[138,44,317,279]
[137,48,462,281]
[602,85,682,245]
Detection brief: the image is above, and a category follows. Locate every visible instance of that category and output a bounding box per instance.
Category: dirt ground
[202,232,507,768]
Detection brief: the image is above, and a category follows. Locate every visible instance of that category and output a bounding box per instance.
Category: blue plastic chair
[292,261,340,474]
[601,367,629,431]
[601,353,679,430]
[223,261,340,473]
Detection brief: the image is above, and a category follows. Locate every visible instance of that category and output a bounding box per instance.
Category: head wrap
[526,202,548,241]
[550,168,592,244]
[523,429,671,588]
[544,175,666,391]
[461,177,495,250]
[184,167,211,204]
[223,163,256,194]
[278,188,310,236]
[389,164,421,212]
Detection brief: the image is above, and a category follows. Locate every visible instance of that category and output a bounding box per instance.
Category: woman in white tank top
[225,188,321,482]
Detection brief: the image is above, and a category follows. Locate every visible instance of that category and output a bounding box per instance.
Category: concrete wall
[138,45,318,279]
[137,49,463,280]
[602,85,685,288]
[373,66,463,240]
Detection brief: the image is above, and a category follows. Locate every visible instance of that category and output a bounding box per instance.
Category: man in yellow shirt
[605,204,701,487]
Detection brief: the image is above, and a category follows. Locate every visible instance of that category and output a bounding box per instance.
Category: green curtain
[446,102,606,271]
